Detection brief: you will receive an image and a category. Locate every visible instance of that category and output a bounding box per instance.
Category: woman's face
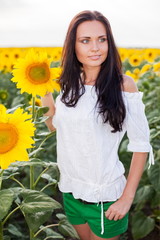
[75,20,108,69]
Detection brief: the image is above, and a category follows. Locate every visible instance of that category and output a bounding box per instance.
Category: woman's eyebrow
[78,35,107,39]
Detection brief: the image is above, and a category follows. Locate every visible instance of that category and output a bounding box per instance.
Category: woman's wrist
[120,192,135,203]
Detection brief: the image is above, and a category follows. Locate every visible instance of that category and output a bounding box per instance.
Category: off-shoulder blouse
[52,85,154,234]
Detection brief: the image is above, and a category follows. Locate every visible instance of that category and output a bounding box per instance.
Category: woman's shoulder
[121,74,138,93]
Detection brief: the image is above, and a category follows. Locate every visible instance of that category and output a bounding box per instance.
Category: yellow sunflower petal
[11,48,61,97]
[0,107,35,169]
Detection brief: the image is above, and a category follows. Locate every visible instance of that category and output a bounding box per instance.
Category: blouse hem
[58,173,127,202]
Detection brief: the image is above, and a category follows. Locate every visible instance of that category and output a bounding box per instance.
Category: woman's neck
[82,67,100,85]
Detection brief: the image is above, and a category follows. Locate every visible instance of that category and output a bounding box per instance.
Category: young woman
[41,10,154,240]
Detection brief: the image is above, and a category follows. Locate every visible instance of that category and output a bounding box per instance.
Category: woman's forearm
[41,92,56,131]
[105,152,148,220]
[120,152,148,202]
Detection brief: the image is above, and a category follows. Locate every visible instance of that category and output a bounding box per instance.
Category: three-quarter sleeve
[123,91,154,168]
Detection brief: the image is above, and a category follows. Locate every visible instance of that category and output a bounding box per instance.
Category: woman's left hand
[105,197,133,221]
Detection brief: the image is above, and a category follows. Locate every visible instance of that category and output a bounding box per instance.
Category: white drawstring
[100,201,104,234]
[95,187,104,235]
[148,146,155,169]
[96,201,104,235]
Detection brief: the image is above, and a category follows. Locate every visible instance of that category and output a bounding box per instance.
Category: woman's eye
[99,38,107,42]
[81,39,89,44]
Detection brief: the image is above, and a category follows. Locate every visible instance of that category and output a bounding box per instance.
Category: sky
[0,0,159,48]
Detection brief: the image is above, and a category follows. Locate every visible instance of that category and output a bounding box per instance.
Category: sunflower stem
[10,176,25,188]
[32,96,36,123]
[40,182,57,192]
[2,205,20,226]
[33,167,49,188]
[29,153,35,240]
[38,135,51,149]
[0,170,4,190]
[30,165,35,190]
[30,229,34,240]
[30,95,36,191]
[0,221,3,240]
[34,224,59,238]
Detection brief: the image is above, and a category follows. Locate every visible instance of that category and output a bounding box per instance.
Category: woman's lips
[88,55,101,60]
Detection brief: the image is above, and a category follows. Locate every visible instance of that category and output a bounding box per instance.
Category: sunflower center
[0,123,19,154]
[26,63,50,84]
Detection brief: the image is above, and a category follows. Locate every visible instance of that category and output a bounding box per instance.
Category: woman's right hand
[41,92,56,132]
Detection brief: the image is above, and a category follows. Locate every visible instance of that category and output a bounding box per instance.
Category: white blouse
[52,85,154,234]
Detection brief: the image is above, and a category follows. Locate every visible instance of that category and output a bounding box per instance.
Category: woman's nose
[91,41,99,51]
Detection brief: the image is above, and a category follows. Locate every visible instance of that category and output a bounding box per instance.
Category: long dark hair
[59,10,126,133]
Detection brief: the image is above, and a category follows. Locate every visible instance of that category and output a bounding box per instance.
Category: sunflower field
[0,47,160,240]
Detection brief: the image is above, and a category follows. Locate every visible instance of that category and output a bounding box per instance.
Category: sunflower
[49,47,62,61]
[0,51,13,72]
[153,62,160,75]
[11,48,61,97]
[0,107,35,169]
[0,104,6,113]
[143,49,157,63]
[118,48,128,62]
[133,68,140,82]
[0,89,9,101]
[129,54,142,67]
[140,64,152,75]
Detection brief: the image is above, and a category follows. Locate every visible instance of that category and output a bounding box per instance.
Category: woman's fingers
[105,199,131,221]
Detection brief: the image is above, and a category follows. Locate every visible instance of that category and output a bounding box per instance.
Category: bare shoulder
[122,74,139,93]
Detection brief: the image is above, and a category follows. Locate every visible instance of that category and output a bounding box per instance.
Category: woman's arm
[105,152,148,221]
[41,92,56,132]
[105,75,148,221]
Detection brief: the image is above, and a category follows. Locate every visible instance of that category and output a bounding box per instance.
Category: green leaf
[0,189,14,221]
[147,162,160,192]
[3,236,11,240]
[1,167,19,180]
[44,236,64,240]
[131,211,155,239]
[20,189,62,232]
[34,116,49,124]
[133,185,155,204]
[7,104,24,113]
[29,148,44,157]
[9,187,23,204]
[58,218,80,238]
[11,158,45,167]
[42,226,64,239]
[41,174,57,184]
[42,163,60,182]
[8,224,23,237]
[36,106,49,117]
[50,61,61,68]
[36,131,55,137]
[25,211,53,233]
[56,213,67,220]
[153,209,160,221]
[20,189,62,214]
[151,191,160,208]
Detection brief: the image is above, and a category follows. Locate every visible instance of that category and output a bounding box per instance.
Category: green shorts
[63,192,129,238]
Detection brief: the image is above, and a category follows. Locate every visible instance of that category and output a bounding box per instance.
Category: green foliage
[119,69,160,239]
[131,211,155,239]
[56,214,80,239]
[0,189,14,221]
